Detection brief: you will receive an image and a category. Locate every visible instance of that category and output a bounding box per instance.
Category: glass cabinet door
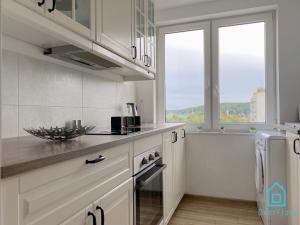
[135,0,146,66]
[146,0,156,72]
[55,0,91,29]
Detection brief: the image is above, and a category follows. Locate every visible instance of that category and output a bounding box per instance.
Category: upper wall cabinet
[96,0,134,61]
[133,0,156,73]
[15,0,95,40]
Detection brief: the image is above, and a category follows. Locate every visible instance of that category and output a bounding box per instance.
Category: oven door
[134,160,166,225]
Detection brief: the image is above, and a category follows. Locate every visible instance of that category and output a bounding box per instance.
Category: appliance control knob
[149,154,155,161]
[141,157,149,165]
[154,152,160,157]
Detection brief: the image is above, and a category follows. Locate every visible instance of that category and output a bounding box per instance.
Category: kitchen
[1,0,300,225]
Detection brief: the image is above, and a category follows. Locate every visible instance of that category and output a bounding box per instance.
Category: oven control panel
[134,145,162,174]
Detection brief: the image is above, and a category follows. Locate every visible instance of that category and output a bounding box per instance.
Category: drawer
[133,134,162,156]
[18,144,132,225]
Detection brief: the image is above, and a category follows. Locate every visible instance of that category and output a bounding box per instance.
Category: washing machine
[255,131,287,225]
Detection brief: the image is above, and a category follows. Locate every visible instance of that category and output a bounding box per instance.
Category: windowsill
[187,130,256,136]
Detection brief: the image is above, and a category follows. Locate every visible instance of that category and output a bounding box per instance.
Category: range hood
[44,45,120,71]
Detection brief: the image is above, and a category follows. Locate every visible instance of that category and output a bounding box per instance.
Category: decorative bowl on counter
[24,126,95,141]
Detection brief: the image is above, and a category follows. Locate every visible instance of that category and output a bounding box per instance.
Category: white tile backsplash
[1,51,19,105]
[1,50,137,138]
[1,105,19,138]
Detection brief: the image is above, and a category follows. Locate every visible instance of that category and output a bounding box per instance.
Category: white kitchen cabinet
[286,132,300,225]
[145,0,156,73]
[163,131,175,225]
[94,178,133,225]
[133,0,156,73]
[163,127,186,225]
[15,0,95,40]
[96,0,134,61]
[59,208,87,225]
[1,144,133,225]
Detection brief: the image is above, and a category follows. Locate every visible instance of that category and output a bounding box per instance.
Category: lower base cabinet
[163,127,186,225]
[59,178,133,225]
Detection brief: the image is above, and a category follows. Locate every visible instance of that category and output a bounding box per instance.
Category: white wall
[157,0,300,124]
[185,133,256,201]
[1,50,136,138]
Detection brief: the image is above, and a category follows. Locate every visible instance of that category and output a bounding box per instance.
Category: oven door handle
[137,164,167,187]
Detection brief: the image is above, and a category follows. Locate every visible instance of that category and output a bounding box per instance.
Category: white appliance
[255,131,287,225]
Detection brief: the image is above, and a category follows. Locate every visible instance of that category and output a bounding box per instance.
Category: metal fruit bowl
[24,126,95,141]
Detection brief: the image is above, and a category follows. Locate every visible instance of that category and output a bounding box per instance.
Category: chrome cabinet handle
[96,206,105,225]
[182,129,186,138]
[143,55,149,67]
[132,46,137,60]
[86,155,105,164]
[172,131,178,143]
[294,138,300,155]
[38,0,45,6]
[87,211,97,225]
[48,0,56,13]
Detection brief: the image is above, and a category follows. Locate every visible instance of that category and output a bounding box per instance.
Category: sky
[165,22,266,111]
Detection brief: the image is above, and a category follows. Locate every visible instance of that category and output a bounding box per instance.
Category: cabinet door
[96,0,134,60]
[96,178,133,225]
[16,0,47,14]
[47,0,95,39]
[286,132,299,225]
[134,0,147,67]
[146,0,156,73]
[60,208,87,225]
[163,131,175,224]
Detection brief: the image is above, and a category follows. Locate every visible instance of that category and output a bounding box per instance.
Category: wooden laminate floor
[168,195,263,225]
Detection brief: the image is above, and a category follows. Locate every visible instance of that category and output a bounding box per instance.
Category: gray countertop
[1,123,184,178]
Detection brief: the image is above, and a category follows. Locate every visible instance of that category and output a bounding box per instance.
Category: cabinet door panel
[163,132,174,224]
[49,0,94,39]
[97,0,133,60]
[100,179,133,225]
[134,0,146,67]
[60,208,86,225]
[286,132,299,225]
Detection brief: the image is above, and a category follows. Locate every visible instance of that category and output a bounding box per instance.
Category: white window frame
[157,12,277,132]
[157,21,211,129]
[212,12,276,131]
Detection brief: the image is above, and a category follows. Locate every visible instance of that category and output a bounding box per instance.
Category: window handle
[87,211,97,225]
[96,206,105,225]
[37,0,45,7]
[48,0,56,13]
[294,138,300,155]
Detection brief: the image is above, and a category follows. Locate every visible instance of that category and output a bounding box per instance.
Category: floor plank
[168,195,263,225]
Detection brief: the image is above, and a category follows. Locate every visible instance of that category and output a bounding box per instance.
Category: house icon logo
[266,182,287,208]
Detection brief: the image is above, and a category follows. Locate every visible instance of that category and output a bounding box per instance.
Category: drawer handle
[86,155,106,164]
[87,211,97,225]
[96,206,105,225]
[37,0,45,6]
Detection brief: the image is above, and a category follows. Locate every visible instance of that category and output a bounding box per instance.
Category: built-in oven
[133,146,166,225]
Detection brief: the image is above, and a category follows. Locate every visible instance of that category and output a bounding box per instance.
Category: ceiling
[155,0,219,10]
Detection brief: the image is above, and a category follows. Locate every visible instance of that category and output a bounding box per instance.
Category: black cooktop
[86,127,153,135]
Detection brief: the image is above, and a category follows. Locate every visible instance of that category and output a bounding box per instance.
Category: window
[165,30,205,124]
[158,13,276,130]
[218,23,266,123]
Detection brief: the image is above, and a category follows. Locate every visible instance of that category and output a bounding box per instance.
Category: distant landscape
[166,103,251,123]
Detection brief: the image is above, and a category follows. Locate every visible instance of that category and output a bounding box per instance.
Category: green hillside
[166,102,251,123]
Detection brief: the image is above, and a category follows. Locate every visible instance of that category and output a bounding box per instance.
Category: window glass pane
[219,22,266,123]
[165,30,205,123]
